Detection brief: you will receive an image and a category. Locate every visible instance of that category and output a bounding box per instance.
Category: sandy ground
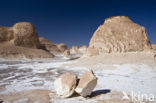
[0,89,52,103]
[0,53,156,103]
[0,89,135,103]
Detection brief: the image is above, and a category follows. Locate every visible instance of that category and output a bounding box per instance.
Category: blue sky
[0,0,156,47]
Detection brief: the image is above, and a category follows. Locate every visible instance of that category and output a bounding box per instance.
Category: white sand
[0,53,156,102]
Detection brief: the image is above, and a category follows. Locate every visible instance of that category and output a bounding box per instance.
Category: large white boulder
[54,72,77,97]
[75,70,97,97]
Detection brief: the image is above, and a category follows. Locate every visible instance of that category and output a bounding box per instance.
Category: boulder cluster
[54,70,97,97]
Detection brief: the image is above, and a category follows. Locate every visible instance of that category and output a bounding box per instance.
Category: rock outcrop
[152,44,156,51]
[54,72,78,97]
[12,22,41,49]
[39,37,60,54]
[0,22,41,49]
[57,43,67,52]
[70,45,87,55]
[0,43,54,59]
[39,37,68,55]
[75,70,97,97]
[63,50,70,57]
[0,22,54,59]
[86,16,151,56]
[0,26,14,42]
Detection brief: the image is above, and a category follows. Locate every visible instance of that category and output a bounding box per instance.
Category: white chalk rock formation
[57,43,67,52]
[12,22,41,49]
[70,45,87,55]
[86,16,151,56]
[39,37,68,55]
[75,70,97,97]
[0,22,41,49]
[63,50,70,57]
[39,37,61,54]
[152,44,156,51]
[54,72,77,97]
[0,22,54,59]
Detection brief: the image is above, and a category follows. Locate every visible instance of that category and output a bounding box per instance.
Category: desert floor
[0,53,156,103]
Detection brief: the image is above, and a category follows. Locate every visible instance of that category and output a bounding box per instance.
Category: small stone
[54,72,77,97]
[75,70,97,97]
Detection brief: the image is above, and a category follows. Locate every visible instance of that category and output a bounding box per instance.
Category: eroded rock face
[57,43,67,52]
[63,50,70,57]
[0,44,54,59]
[39,37,54,45]
[75,70,97,97]
[86,16,151,56]
[54,72,77,97]
[12,22,41,49]
[39,37,68,55]
[39,37,60,54]
[0,22,41,49]
[152,44,156,51]
[0,26,14,42]
[70,45,87,55]
[0,22,54,59]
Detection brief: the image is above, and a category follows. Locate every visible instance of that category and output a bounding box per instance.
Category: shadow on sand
[66,89,111,98]
[89,89,111,98]
[68,57,80,61]
[0,100,3,103]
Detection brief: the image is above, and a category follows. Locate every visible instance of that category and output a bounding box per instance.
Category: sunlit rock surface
[0,23,54,59]
[75,70,97,97]
[54,72,77,97]
[86,16,151,56]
